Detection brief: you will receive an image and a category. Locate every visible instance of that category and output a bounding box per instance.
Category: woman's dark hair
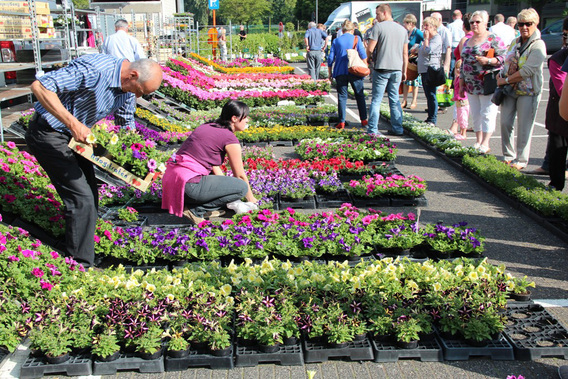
[463,13,472,32]
[215,100,250,131]
[563,16,568,32]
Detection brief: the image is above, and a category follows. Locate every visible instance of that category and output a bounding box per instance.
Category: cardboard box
[0,14,53,27]
[68,139,158,192]
[0,1,50,14]
[0,32,32,38]
[0,25,32,33]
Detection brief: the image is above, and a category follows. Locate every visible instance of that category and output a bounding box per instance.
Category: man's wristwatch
[505,77,509,84]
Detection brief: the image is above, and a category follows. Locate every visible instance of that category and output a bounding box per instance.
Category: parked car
[541,20,564,54]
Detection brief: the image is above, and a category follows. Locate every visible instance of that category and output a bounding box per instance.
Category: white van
[325,1,423,34]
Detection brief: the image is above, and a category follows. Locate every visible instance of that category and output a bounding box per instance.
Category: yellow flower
[220,284,232,296]
[109,134,119,145]
[406,280,419,291]
[158,163,167,173]
[294,266,304,275]
[307,370,317,379]
[86,134,97,144]
[146,283,156,292]
[282,261,292,270]
[166,294,175,301]
[432,282,442,292]
[244,258,253,266]
[506,280,515,291]
[468,271,479,281]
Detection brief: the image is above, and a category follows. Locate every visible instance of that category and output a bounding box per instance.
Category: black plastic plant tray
[0,348,9,367]
[371,338,443,362]
[303,337,374,363]
[11,218,63,251]
[243,141,269,147]
[95,167,127,188]
[20,352,92,379]
[349,196,390,209]
[503,303,568,360]
[235,342,304,367]
[7,122,27,138]
[390,195,428,207]
[278,195,317,210]
[164,348,234,371]
[269,140,294,147]
[92,353,164,375]
[315,191,352,209]
[437,333,514,361]
[130,203,167,213]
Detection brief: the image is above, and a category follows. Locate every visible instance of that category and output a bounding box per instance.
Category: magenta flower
[39,279,53,291]
[7,255,19,262]
[32,268,45,278]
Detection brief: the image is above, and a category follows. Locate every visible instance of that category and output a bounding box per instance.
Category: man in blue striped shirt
[25,54,162,267]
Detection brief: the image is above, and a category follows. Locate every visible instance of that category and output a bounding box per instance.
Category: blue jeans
[184,175,248,217]
[421,72,438,125]
[335,74,367,124]
[367,70,403,134]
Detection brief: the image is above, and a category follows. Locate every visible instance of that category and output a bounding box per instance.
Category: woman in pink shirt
[161,100,258,224]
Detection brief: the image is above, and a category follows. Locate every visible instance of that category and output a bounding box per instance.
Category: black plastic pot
[396,340,418,349]
[45,353,70,364]
[258,343,280,353]
[94,350,120,362]
[210,346,231,356]
[138,346,164,360]
[283,336,298,346]
[167,347,190,358]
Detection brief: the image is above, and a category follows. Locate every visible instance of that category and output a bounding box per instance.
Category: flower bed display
[348,174,427,198]
[213,57,291,69]
[190,52,295,74]
[161,66,326,110]
[236,125,343,143]
[151,102,338,129]
[135,108,192,135]
[0,142,65,237]
[91,206,482,264]
[296,135,398,162]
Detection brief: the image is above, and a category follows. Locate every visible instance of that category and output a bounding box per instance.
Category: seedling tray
[278,195,317,210]
[350,196,390,209]
[390,195,428,207]
[20,352,92,379]
[371,338,443,362]
[92,353,164,375]
[269,140,294,147]
[437,333,514,361]
[164,348,234,371]
[244,141,269,148]
[315,190,352,209]
[235,342,303,367]
[504,303,568,360]
[303,337,374,363]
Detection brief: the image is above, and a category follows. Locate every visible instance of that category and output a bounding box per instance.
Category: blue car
[541,20,564,54]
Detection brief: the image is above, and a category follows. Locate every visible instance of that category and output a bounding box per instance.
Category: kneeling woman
[162,100,258,224]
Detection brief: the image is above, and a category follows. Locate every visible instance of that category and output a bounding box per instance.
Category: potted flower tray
[503,303,568,360]
[20,350,92,379]
[436,332,514,361]
[370,337,443,363]
[93,352,164,375]
[302,337,374,363]
[235,341,304,367]
[164,345,234,371]
[68,139,159,193]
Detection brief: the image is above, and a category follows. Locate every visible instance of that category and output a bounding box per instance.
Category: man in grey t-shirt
[365,4,408,135]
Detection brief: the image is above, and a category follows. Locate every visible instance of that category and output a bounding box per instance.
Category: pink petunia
[7,255,19,262]
[39,279,53,291]
[32,267,44,278]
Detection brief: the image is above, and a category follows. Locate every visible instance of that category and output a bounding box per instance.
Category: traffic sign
[209,0,219,10]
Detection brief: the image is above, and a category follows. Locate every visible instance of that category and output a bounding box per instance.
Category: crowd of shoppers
[322,7,565,188]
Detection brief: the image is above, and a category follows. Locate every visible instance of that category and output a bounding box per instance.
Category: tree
[294,0,342,25]
[218,0,270,25]
[72,0,89,10]
[185,0,209,27]
[271,0,297,24]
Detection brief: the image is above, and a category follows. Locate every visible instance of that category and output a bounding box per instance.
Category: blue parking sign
[209,0,219,9]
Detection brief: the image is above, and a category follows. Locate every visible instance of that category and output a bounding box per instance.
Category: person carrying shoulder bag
[496,8,547,171]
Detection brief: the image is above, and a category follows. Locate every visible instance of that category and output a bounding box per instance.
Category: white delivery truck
[324,1,423,34]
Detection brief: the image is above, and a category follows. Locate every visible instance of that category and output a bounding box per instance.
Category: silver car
[541,20,564,54]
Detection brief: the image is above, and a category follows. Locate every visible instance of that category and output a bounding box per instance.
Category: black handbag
[426,66,446,87]
[483,71,498,95]
[491,86,505,105]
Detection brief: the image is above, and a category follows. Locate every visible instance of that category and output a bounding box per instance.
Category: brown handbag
[347,36,371,77]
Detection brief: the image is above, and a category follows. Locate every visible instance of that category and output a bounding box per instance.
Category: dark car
[541,20,564,54]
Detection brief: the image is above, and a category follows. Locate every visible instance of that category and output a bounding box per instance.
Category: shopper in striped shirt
[26,54,163,268]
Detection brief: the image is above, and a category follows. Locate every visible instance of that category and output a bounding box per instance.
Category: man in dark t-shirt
[239,25,247,41]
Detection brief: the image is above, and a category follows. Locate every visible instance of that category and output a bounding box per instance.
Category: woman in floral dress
[459,10,507,154]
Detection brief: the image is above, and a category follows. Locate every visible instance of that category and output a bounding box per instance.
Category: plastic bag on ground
[227,200,258,214]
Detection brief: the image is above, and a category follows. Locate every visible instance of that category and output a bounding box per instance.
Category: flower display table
[20,351,92,379]
[235,342,303,367]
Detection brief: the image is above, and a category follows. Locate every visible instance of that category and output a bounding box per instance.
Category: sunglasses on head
[563,32,568,38]
[470,20,482,24]
[518,22,534,27]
